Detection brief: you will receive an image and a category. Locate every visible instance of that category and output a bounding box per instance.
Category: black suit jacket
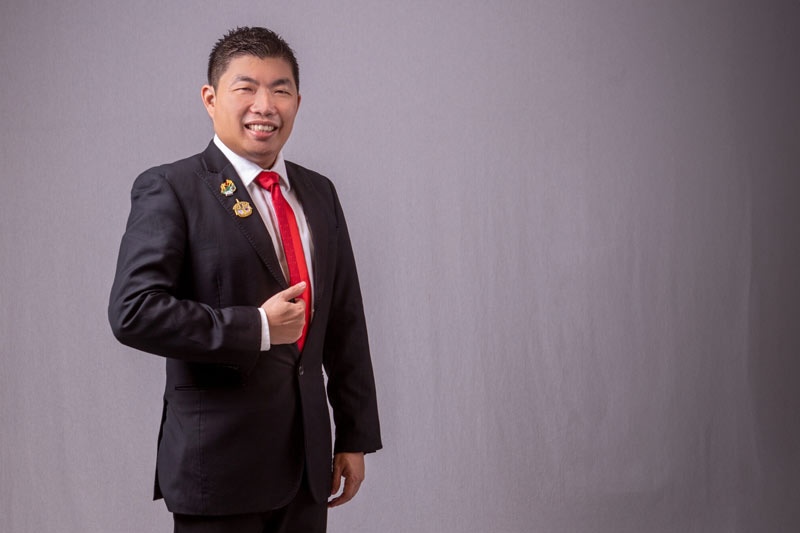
[108,141,381,515]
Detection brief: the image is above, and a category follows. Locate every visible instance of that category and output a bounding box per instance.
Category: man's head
[207,27,299,91]
[202,27,301,168]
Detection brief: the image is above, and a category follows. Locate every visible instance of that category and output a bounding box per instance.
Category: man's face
[202,55,300,168]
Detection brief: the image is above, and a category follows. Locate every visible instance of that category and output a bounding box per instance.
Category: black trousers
[173,474,327,533]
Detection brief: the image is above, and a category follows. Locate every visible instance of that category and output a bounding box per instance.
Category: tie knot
[256,170,280,191]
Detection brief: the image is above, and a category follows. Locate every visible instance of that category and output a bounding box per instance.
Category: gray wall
[2,1,798,532]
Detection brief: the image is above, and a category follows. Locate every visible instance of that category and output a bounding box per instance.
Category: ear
[201,85,216,119]
[296,92,302,111]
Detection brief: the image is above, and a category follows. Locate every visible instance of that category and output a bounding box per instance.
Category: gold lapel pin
[233,198,253,218]
[220,179,237,196]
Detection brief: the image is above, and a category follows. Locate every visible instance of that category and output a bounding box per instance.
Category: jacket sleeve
[322,182,383,454]
[108,169,261,367]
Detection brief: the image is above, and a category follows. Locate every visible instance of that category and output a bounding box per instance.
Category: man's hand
[261,282,307,345]
[328,452,365,508]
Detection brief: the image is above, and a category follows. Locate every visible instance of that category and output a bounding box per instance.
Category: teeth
[248,124,276,132]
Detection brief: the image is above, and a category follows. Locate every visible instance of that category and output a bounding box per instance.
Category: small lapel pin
[233,198,253,218]
[220,179,237,196]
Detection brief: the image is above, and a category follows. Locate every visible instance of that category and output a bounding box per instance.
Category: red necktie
[256,171,312,350]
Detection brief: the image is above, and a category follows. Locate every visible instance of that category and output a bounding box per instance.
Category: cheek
[226,112,243,129]
[282,111,298,128]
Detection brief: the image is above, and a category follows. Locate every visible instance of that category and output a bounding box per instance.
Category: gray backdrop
[2,1,798,532]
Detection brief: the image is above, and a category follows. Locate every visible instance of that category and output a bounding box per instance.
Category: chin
[250,152,276,167]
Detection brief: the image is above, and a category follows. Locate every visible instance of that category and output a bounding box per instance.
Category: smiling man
[109,27,381,533]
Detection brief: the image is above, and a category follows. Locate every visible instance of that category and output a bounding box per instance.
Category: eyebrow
[230,75,259,85]
[268,78,294,89]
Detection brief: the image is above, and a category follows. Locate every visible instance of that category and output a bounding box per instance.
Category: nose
[251,88,276,115]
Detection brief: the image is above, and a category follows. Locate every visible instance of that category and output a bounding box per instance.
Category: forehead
[221,55,296,86]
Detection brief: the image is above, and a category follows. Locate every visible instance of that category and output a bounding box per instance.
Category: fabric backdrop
[1,1,798,532]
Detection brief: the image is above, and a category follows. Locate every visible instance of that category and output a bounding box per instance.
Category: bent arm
[108,170,260,366]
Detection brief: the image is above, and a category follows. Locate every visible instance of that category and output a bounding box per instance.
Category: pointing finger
[281,281,306,301]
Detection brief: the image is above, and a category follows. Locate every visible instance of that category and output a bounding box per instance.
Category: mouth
[245,123,277,133]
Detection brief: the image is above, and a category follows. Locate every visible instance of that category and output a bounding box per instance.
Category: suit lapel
[198,142,288,288]
[287,162,330,309]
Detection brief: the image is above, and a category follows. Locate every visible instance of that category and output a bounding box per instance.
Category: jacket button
[298,365,304,376]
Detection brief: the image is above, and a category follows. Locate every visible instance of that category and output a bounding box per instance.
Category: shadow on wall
[746,168,800,531]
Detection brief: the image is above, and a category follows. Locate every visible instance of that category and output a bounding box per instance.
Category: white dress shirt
[213,135,315,351]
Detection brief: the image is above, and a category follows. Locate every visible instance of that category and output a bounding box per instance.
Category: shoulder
[137,151,206,186]
[285,160,334,186]
[124,153,215,223]
[128,148,218,203]
[285,160,343,205]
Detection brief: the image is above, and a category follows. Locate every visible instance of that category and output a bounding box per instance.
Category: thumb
[281,281,307,301]
[330,460,343,496]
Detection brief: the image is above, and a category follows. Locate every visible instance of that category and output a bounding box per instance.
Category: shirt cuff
[258,307,271,351]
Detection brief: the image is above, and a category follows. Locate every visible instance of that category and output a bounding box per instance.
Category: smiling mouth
[246,124,276,133]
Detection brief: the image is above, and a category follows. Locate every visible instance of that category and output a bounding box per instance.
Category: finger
[330,461,343,496]
[280,281,307,301]
[328,477,361,508]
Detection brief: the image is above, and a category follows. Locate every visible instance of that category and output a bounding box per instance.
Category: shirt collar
[213,135,290,190]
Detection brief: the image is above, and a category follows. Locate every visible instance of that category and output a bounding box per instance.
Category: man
[109,27,381,533]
